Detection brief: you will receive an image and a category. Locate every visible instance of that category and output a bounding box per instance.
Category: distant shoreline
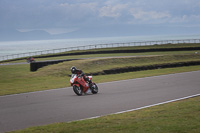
[0,34,200,57]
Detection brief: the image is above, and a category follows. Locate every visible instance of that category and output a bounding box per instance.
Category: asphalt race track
[0,71,200,132]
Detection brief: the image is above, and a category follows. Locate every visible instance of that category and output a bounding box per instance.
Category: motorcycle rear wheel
[73,85,83,96]
[91,83,98,94]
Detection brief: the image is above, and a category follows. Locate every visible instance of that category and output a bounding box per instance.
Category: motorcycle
[70,74,98,96]
[27,57,35,63]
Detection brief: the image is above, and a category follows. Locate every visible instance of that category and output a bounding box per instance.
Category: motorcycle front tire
[73,85,83,96]
[91,83,98,94]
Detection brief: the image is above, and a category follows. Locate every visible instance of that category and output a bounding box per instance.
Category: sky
[0,0,200,37]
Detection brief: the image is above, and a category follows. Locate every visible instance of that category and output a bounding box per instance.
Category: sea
[0,34,200,57]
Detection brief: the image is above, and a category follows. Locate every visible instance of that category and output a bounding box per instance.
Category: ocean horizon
[0,34,200,57]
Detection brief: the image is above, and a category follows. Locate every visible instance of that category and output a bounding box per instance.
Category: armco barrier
[35,47,200,58]
[1,39,200,61]
[30,59,80,72]
[1,46,200,64]
[86,61,200,75]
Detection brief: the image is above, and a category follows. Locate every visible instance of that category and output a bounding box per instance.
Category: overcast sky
[0,0,200,35]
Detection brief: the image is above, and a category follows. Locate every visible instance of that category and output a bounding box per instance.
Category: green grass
[10,96,200,133]
[0,64,67,95]
[79,54,200,73]
[1,44,200,133]
[1,54,200,96]
[1,43,200,96]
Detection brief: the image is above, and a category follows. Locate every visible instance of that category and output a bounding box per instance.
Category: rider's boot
[88,79,93,88]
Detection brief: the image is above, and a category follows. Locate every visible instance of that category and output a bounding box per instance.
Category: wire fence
[0,39,200,61]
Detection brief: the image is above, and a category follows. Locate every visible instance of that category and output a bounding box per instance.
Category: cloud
[99,4,128,18]
[1,0,200,33]
[0,0,99,29]
[170,14,200,24]
[42,2,98,26]
[129,8,171,21]
[59,2,98,16]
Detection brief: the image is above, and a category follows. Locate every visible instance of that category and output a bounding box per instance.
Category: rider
[71,66,92,85]
[27,56,34,63]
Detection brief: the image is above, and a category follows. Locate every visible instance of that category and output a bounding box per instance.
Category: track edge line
[72,93,200,123]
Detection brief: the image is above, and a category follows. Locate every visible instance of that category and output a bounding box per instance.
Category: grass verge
[10,96,200,133]
[1,44,199,133]
[1,54,200,96]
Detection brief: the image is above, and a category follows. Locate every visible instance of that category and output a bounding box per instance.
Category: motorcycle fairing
[77,77,89,92]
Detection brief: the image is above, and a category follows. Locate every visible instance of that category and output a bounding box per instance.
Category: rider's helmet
[71,66,77,74]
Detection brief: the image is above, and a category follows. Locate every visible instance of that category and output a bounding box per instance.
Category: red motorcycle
[27,57,35,63]
[70,74,98,96]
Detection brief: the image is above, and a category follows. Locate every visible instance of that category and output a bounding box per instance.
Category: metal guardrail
[0,39,200,61]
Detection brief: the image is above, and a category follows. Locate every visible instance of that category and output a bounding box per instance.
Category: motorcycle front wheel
[91,83,98,94]
[73,85,83,96]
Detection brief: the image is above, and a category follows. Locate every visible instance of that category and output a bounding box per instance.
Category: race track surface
[0,71,200,132]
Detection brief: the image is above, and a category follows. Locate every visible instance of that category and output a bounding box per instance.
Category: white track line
[75,93,200,122]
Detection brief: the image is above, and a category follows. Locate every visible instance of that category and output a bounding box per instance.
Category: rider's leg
[84,76,92,84]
